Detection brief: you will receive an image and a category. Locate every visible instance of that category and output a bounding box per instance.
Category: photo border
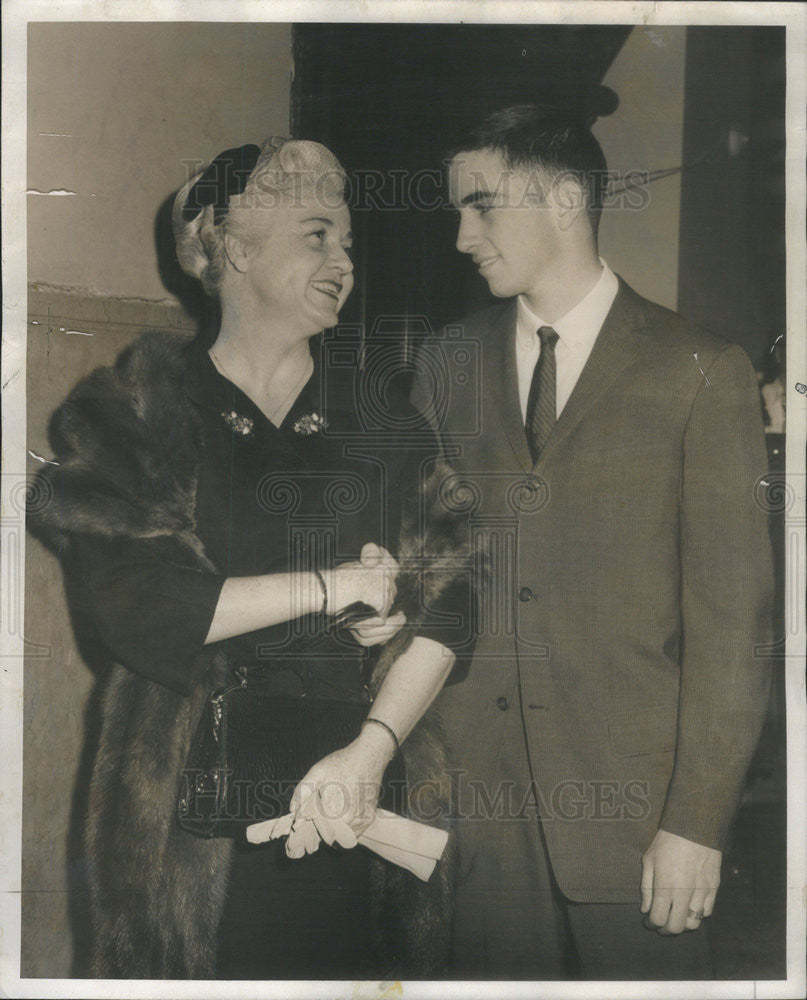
[2,2,804,998]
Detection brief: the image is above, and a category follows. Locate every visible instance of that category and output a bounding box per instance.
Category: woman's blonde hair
[172,137,348,296]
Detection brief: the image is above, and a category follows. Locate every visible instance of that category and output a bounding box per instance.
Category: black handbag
[177,631,408,839]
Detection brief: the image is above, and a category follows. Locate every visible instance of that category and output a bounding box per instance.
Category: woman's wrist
[289,571,330,619]
[312,569,328,615]
[318,566,362,617]
[358,717,399,762]
[316,568,336,614]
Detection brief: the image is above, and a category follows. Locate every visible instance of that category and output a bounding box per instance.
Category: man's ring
[687,908,705,921]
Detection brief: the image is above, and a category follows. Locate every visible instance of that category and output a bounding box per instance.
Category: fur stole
[29,332,467,978]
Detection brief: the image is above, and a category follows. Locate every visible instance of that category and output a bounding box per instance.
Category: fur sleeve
[368,459,473,696]
[27,333,211,569]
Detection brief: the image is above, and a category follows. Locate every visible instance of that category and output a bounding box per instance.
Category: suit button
[518,586,534,602]
[496,696,509,711]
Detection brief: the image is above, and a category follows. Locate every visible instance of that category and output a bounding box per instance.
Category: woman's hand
[320,542,400,619]
[285,721,395,858]
[349,610,407,647]
[346,542,406,644]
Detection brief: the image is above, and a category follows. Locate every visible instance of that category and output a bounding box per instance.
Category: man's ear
[552,174,587,232]
[224,234,249,274]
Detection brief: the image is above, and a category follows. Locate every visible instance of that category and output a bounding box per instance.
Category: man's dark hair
[448,104,609,238]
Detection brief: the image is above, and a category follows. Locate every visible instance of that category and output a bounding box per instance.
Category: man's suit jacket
[415,278,773,902]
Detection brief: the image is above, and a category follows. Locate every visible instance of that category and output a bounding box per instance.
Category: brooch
[293,412,328,435]
[221,410,254,436]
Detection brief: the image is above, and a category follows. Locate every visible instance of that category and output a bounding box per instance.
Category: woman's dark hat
[182,143,262,224]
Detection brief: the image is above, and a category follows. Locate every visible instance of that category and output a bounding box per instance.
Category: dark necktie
[525,326,559,463]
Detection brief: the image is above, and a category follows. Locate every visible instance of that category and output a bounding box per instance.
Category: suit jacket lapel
[483,302,533,472]
[534,279,646,470]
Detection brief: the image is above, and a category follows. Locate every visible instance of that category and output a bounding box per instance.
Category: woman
[29,138,470,979]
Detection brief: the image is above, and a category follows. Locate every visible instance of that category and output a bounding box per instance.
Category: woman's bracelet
[361,717,400,756]
[313,569,328,615]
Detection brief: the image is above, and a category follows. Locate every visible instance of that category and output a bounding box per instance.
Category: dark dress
[69,338,469,978]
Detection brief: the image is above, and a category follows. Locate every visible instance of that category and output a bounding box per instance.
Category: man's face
[448,148,562,303]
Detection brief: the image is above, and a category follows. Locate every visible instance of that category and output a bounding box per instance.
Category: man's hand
[640,829,721,934]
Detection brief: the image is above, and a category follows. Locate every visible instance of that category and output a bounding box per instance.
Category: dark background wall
[678,27,786,365]
[292,24,631,344]
[292,23,785,370]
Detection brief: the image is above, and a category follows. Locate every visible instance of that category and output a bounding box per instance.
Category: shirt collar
[516,259,619,351]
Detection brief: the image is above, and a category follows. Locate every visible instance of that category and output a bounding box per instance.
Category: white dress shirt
[515,260,619,421]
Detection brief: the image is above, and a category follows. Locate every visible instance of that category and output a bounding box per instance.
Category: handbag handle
[327,601,378,631]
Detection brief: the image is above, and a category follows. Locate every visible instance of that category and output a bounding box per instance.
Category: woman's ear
[224,234,249,274]
[551,175,587,232]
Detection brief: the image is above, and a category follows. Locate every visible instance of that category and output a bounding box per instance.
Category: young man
[415,106,773,978]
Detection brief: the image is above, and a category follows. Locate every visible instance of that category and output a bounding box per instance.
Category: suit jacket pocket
[606,704,678,757]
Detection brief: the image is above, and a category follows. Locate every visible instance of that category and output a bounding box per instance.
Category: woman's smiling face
[241,191,354,337]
